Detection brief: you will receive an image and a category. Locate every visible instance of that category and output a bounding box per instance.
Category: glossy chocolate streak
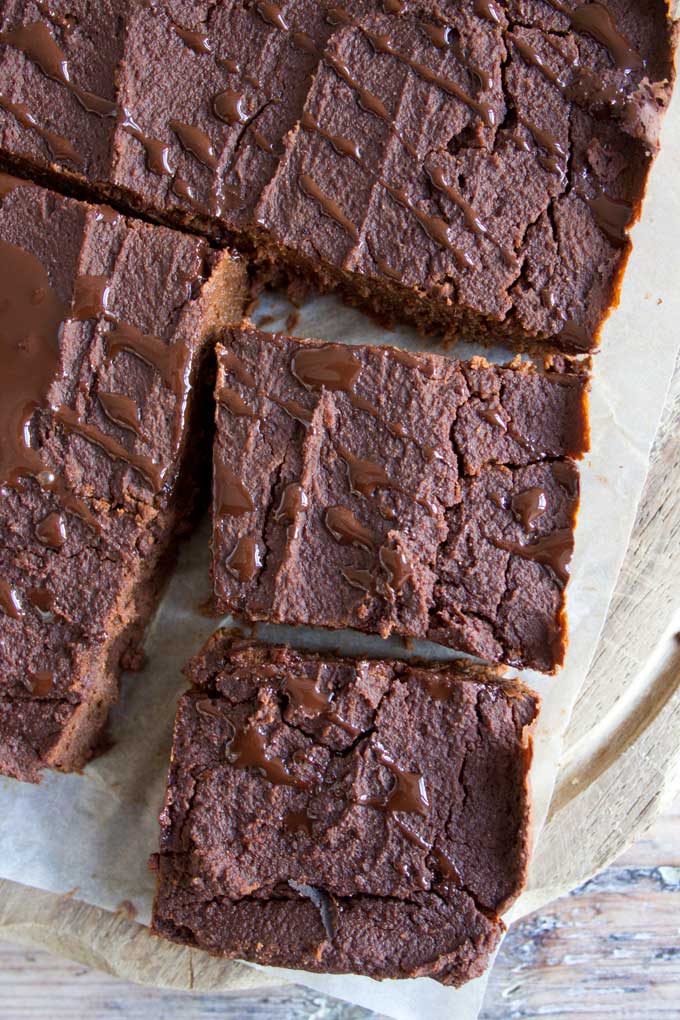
[378,544,412,593]
[586,190,633,246]
[0,580,24,620]
[276,482,308,539]
[550,0,643,71]
[326,7,496,127]
[122,113,175,176]
[511,487,547,531]
[219,385,257,417]
[55,404,165,489]
[99,391,142,433]
[170,120,218,169]
[474,0,502,25]
[299,172,360,243]
[35,510,67,548]
[0,237,68,489]
[225,535,263,581]
[173,24,211,55]
[488,527,573,584]
[291,343,361,392]
[215,465,254,517]
[106,321,192,449]
[324,505,375,550]
[212,89,249,125]
[71,274,110,320]
[0,93,83,164]
[231,721,302,786]
[0,21,117,118]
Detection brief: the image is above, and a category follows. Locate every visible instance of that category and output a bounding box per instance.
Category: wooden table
[1,796,677,1020]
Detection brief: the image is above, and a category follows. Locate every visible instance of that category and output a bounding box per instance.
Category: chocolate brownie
[0,173,246,782]
[151,637,539,985]
[212,326,588,672]
[0,2,675,351]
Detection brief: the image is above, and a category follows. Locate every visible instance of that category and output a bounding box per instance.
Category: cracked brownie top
[0,1,675,350]
[212,326,588,672]
[151,637,539,985]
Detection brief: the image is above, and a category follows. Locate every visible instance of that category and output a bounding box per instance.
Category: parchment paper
[0,75,678,1020]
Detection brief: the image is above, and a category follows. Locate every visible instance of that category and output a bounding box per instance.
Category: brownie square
[212,326,588,672]
[151,637,539,985]
[0,173,246,781]
[0,1,675,351]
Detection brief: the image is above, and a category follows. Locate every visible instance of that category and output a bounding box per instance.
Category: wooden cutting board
[0,356,677,996]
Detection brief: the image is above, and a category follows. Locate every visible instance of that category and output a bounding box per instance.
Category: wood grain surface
[1,798,677,1020]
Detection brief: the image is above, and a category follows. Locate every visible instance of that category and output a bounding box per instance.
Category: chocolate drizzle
[173,24,211,55]
[231,721,300,786]
[488,527,573,584]
[215,466,254,517]
[585,190,633,246]
[213,89,248,125]
[71,275,110,320]
[0,580,24,620]
[0,237,68,490]
[0,94,83,164]
[299,173,359,243]
[0,21,117,118]
[276,482,308,539]
[99,391,142,434]
[35,510,67,548]
[225,535,263,581]
[511,487,547,531]
[170,121,218,169]
[325,506,375,550]
[291,343,361,392]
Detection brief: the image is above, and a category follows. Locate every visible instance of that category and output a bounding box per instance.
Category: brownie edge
[151,637,539,986]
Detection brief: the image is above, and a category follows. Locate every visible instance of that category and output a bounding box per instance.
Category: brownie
[151,638,539,985]
[0,172,246,782]
[212,326,588,672]
[0,2,676,351]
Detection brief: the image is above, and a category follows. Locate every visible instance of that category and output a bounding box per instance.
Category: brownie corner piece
[151,638,539,985]
[0,174,246,781]
[211,327,587,672]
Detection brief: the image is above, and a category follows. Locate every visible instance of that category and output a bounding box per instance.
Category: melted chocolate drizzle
[488,527,573,584]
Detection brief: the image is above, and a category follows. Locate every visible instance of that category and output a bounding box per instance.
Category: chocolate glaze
[99,391,142,433]
[215,466,254,517]
[170,120,218,170]
[231,722,301,787]
[291,343,360,392]
[511,487,547,532]
[226,535,263,582]
[379,544,412,593]
[324,505,374,550]
[0,580,23,620]
[35,511,67,548]
[488,527,573,585]
[276,482,308,539]
[218,386,257,417]
[299,172,360,243]
[0,93,83,164]
[0,237,68,489]
[173,24,211,55]
[71,274,110,320]
[586,191,634,246]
